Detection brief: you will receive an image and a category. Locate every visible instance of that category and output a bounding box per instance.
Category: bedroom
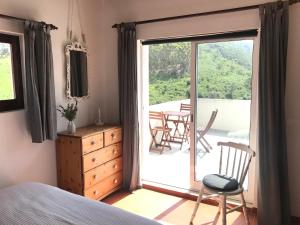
[0,0,299,225]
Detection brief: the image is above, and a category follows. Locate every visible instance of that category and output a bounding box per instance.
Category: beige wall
[0,0,104,187]
[101,0,300,217]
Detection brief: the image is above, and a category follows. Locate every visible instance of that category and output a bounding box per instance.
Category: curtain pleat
[118,23,140,191]
[258,2,290,225]
[24,21,57,143]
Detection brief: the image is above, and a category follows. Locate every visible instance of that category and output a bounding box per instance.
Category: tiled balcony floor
[142,130,249,190]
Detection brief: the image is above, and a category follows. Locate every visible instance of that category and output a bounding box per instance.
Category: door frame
[138,33,260,205]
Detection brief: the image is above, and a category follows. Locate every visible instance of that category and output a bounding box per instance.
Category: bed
[0,182,162,225]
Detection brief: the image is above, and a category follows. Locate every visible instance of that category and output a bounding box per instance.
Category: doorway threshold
[142,180,201,201]
[142,180,256,213]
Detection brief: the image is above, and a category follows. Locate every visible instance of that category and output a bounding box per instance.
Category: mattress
[0,182,162,225]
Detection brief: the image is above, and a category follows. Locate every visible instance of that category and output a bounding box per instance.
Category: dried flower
[57,100,78,121]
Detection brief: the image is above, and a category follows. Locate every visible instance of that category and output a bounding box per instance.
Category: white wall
[101,0,300,217]
[0,0,105,188]
[150,99,251,132]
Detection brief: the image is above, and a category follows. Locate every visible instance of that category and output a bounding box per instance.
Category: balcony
[143,98,250,190]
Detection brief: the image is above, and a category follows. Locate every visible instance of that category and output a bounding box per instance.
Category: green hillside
[149,40,253,105]
[0,56,14,100]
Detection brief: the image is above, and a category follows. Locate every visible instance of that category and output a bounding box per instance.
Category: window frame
[0,33,24,112]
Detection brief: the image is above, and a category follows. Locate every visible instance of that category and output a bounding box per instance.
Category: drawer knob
[113,150,117,155]
[113,179,118,184]
[92,158,96,162]
[93,174,97,179]
[111,133,115,139]
[113,165,118,169]
[91,141,95,145]
[94,190,99,195]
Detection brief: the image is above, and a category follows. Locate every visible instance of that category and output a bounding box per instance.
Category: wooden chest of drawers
[56,125,122,200]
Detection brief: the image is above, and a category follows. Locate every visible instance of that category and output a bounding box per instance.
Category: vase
[67,120,76,134]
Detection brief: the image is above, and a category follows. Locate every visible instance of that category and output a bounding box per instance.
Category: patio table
[163,111,191,149]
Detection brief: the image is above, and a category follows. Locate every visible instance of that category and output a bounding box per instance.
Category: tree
[149,40,253,105]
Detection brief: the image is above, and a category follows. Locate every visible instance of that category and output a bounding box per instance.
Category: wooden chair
[149,111,172,154]
[190,142,256,225]
[180,103,191,112]
[196,109,218,153]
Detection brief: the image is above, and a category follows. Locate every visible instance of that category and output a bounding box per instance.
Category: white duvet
[0,182,161,225]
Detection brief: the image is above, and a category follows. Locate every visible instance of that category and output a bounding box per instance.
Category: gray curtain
[117,23,140,191]
[24,21,57,143]
[258,2,290,225]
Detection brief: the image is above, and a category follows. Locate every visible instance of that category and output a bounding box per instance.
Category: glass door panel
[190,39,257,203]
[141,42,192,190]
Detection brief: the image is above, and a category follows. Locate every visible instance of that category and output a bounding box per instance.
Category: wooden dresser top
[58,124,121,138]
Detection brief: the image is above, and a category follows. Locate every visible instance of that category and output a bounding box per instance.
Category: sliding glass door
[190,38,258,203]
[139,35,258,204]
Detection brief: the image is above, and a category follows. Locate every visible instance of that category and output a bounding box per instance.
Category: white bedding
[0,182,161,225]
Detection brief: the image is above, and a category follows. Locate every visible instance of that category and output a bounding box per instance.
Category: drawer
[82,133,104,155]
[84,157,122,189]
[84,171,122,200]
[83,143,122,172]
[105,128,122,146]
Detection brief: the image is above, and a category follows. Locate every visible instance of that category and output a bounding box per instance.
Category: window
[0,33,24,112]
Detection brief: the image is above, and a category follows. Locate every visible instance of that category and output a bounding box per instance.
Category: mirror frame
[65,41,89,100]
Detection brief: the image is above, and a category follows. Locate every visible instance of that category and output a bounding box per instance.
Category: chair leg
[222,195,227,225]
[149,131,157,151]
[149,131,158,152]
[217,197,222,214]
[165,132,172,149]
[160,132,167,154]
[202,136,212,149]
[199,138,210,153]
[189,185,204,225]
[240,193,250,225]
[161,132,172,153]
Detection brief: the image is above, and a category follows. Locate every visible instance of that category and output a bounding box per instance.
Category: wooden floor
[103,189,257,225]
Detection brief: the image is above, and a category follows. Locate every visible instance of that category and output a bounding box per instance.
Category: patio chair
[180,103,191,112]
[196,109,218,153]
[190,142,255,225]
[149,111,172,154]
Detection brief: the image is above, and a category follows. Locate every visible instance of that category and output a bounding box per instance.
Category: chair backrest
[201,109,218,135]
[217,142,255,186]
[180,103,191,112]
[149,111,165,128]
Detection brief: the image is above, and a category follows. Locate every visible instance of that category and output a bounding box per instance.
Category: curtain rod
[0,13,58,30]
[112,0,300,28]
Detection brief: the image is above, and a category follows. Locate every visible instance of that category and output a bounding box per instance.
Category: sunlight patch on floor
[111,189,250,225]
[112,189,181,220]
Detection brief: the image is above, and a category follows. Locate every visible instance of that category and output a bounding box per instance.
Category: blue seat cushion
[203,174,239,192]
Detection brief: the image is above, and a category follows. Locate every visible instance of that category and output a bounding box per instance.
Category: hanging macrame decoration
[67,0,86,44]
